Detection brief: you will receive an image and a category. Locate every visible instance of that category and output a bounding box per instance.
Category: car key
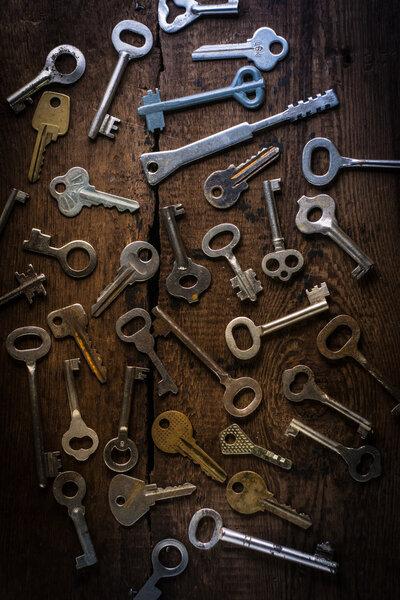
[0,188,29,237]
[158,0,239,33]
[0,264,46,308]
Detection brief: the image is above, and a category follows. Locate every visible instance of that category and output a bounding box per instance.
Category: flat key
[116,308,178,396]
[53,471,97,569]
[296,194,373,279]
[152,410,227,483]
[219,423,292,470]
[282,364,373,439]
[159,0,238,33]
[47,303,107,384]
[0,264,46,308]
[152,305,262,417]
[161,204,211,303]
[135,539,189,600]
[0,188,29,237]
[49,167,140,217]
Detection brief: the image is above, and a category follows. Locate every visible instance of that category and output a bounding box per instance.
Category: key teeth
[100,114,120,139]
[306,282,330,303]
[151,316,172,337]
[231,269,262,301]
[44,451,63,477]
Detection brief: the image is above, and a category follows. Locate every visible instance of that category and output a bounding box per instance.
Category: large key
[49,167,140,217]
[47,303,107,384]
[161,204,211,303]
[317,314,400,416]
[152,410,227,483]
[53,471,97,569]
[0,264,46,309]
[88,20,153,140]
[158,0,239,33]
[0,188,29,237]
[134,539,188,600]
[116,308,178,396]
[189,508,338,574]
[282,364,373,439]
[6,326,62,488]
[152,305,262,417]
[225,283,330,360]
[296,194,373,280]
[7,44,85,113]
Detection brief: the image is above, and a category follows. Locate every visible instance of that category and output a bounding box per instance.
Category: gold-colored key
[28,91,70,183]
[152,410,227,483]
[226,471,312,530]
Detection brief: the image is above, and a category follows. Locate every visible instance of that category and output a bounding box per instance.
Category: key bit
[0,188,29,237]
[0,265,46,308]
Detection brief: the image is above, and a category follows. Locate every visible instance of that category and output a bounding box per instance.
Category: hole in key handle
[317,315,361,361]
[202,223,240,257]
[151,539,188,578]
[188,508,222,550]
[6,326,51,362]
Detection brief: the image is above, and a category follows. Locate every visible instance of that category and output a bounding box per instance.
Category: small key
[28,91,70,183]
[0,264,46,309]
[53,471,97,569]
[317,314,400,416]
[189,508,338,574]
[152,410,227,483]
[152,305,262,417]
[225,282,330,360]
[204,146,280,209]
[285,418,382,483]
[226,471,312,529]
[161,204,211,303]
[159,0,239,33]
[91,241,159,317]
[49,167,140,217]
[7,44,85,114]
[103,366,149,472]
[296,194,373,279]
[202,223,262,301]
[0,188,29,237]
[261,179,304,282]
[6,326,62,488]
[219,423,292,470]
[282,364,373,439]
[88,20,153,140]
[47,303,107,384]
[134,539,188,600]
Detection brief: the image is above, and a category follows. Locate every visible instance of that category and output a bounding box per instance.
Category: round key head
[103,436,138,473]
[49,167,90,217]
[112,20,153,58]
[151,410,192,453]
[6,326,51,363]
[201,223,240,257]
[120,241,160,281]
[295,194,337,235]
[261,249,304,282]
[231,66,265,109]
[226,471,267,514]
[317,314,361,361]
[44,45,86,84]
[188,508,223,550]
[302,137,344,186]
[151,538,189,579]
[53,471,86,508]
[225,316,261,360]
[282,364,323,403]
[57,239,97,279]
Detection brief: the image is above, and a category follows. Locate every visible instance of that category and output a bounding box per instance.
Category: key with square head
[0,264,46,309]
[53,471,97,569]
[0,188,29,237]
[47,303,107,383]
[6,326,62,488]
[159,0,238,33]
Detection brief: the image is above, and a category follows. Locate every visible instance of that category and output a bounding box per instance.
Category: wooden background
[0,1,399,598]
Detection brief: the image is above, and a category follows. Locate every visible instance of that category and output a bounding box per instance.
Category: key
[88,20,153,140]
[47,303,107,384]
[225,282,330,360]
[138,66,265,132]
[282,364,373,439]
[296,194,373,279]
[317,314,400,416]
[189,508,338,574]
[23,228,97,279]
[6,326,62,488]
[28,91,70,183]
[103,366,149,472]
[158,0,239,33]
[53,471,97,569]
[161,204,211,303]
[91,241,159,317]
[226,471,312,529]
[0,264,46,309]
[261,179,304,282]
[219,423,292,470]
[134,539,188,600]
[6,44,85,114]
[49,167,140,217]
[152,305,262,417]
[0,188,29,237]
[152,410,227,483]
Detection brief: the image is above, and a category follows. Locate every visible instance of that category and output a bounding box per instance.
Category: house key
[158,0,239,33]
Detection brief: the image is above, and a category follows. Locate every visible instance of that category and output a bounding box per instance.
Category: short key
[134,539,188,600]
[0,188,29,237]
[0,264,46,309]
[158,0,239,33]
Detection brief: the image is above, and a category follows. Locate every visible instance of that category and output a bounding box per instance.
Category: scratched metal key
[0,188,29,237]
[158,0,238,33]
[0,264,46,309]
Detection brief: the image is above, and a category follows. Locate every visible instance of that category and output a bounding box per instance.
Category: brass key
[152,410,227,483]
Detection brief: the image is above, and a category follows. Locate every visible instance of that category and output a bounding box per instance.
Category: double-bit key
[158,0,239,33]
[0,188,29,237]
[0,264,46,309]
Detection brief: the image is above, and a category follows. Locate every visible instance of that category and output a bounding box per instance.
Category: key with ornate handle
[158,0,239,33]
[0,264,46,308]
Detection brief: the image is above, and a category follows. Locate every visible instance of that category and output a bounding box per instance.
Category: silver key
[295,194,374,279]
[202,223,262,301]
[53,471,97,569]
[7,45,85,114]
[0,264,46,308]
[88,20,153,140]
[49,167,140,217]
[159,0,239,33]
[0,188,29,237]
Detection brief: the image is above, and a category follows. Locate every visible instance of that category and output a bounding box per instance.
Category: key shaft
[0,188,29,237]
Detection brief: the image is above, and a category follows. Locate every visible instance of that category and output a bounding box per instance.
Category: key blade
[260,497,312,529]
[286,90,339,123]
[178,437,227,483]
[28,126,53,183]
[251,445,293,470]
[144,482,196,504]
[91,264,136,317]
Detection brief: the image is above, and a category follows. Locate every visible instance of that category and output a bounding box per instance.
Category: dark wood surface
[1,1,399,598]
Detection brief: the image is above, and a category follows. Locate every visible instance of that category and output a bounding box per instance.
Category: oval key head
[151,538,189,579]
[340,445,382,483]
[226,471,267,514]
[317,314,361,361]
[6,326,51,363]
[115,307,152,344]
[302,137,344,186]
[231,65,265,109]
[225,316,261,360]
[151,411,192,453]
[222,375,262,418]
[188,508,223,550]
[49,167,90,217]
[282,365,323,403]
[166,259,211,304]
[201,223,240,257]
[120,241,160,280]
[295,194,336,235]
[103,437,138,473]
[112,20,153,58]
[44,45,86,85]
[53,471,86,508]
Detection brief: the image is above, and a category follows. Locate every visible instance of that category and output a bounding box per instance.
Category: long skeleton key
[189,508,338,574]
[0,264,46,308]
[152,410,227,483]
[7,44,85,114]
[6,327,62,488]
[317,314,400,416]
[0,188,29,237]
[49,167,140,217]
[282,364,373,439]
[47,304,107,383]
[88,20,153,140]
[152,305,262,417]
[225,283,330,360]
[219,423,292,470]
[53,471,97,569]
[158,0,239,33]
[296,194,373,280]
[161,204,211,303]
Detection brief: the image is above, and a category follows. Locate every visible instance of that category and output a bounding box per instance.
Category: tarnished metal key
[159,0,238,33]
[0,264,46,308]
[0,188,29,237]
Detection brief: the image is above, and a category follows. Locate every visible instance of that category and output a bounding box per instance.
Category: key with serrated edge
[0,264,46,308]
